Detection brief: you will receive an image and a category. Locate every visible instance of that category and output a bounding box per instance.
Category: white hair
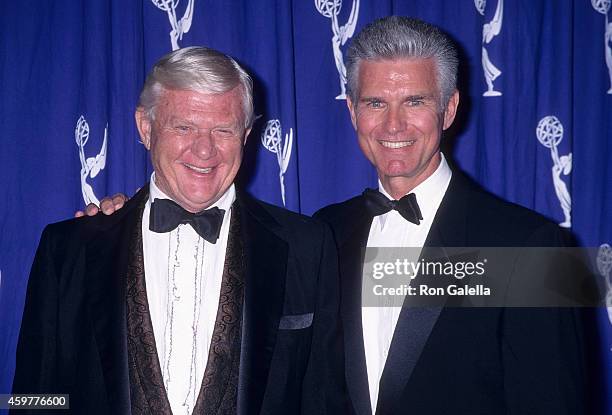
[138,46,254,129]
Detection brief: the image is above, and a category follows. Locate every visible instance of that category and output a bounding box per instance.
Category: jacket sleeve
[12,226,60,395]
[502,224,588,415]
[301,222,350,414]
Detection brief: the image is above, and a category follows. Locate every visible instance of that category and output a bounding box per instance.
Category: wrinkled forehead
[155,87,246,123]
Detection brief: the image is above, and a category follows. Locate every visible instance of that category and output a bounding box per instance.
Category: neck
[380,153,442,199]
[382,179,420,200]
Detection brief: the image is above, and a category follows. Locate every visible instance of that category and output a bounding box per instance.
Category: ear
[135,108,152,150]
[442,90,459,130]
[346,97,358,130]
[243,127,251,146]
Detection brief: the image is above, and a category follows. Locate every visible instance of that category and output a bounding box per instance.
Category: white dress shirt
[142,173,235,415]
[362,154,452,414]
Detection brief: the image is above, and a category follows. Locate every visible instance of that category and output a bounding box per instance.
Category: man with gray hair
[13,46,345,414]
[315,16,586,414]
[70,17,590,415]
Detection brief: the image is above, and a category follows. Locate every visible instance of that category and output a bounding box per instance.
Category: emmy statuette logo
[596,243,612,326]
[591,0,612,93]
[151,0,195,51]
[75,115,107,206]
[315,0,360,100]
[261,119,293,206]
[536,116,572,228]
[475,0,504,96]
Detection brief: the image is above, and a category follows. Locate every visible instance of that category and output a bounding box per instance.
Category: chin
[175,187,216,208]
[382,163,418,178]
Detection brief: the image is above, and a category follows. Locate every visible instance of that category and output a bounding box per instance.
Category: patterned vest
[125,200,245,414]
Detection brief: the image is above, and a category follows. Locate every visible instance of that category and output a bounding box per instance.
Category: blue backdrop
[1,0,611,410]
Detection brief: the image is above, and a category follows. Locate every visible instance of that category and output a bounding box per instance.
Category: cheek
[419,112,443,133]
[357,135,378,165]
[160,136,191,158]
[356,115,379,143]
[220,142,244,166]
[150,138,189,176]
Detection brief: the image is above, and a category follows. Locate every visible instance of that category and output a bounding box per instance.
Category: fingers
[100,193,128,215]
[85,203,101,216]
[74,204,99,217]
[74,192,129,218]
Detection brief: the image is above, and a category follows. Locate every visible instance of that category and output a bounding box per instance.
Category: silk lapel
[192,204,245,413]
[337,198,374,415]
[424,171,469,248]
[86,186,150,414]
[124,194,173,414]
[235,193,288,415]
[375,304,443,415]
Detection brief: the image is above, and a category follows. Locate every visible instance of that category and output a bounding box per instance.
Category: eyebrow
[359,96,384,103]
[358,94,435,103]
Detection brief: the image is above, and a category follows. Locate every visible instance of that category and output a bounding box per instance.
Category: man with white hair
[72,17,592,415]
[14,47,345,414]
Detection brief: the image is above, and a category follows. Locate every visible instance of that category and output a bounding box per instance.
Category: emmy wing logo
[475,0,503,96]
[261,119,293,206]
[75,116,107,206]
[151,0,195,51]
[597,243,612,325]
[315,0,360,100]
[536,116,572,228]
[591,0,612,93]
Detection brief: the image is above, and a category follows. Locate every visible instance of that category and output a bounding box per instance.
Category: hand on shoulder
[74,193,130,217]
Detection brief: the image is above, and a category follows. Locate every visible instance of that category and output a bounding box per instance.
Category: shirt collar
[149,171,236,212]
[377,153,452,228]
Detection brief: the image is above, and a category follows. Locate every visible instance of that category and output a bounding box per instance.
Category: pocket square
[278,313,313,330]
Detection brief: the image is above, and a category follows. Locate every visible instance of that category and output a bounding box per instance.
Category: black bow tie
[363,188,423,225]
[149,198,225,243]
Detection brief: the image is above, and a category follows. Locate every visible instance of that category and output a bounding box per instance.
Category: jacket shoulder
[39,186,148,251]
[456,174,573,245]
[238,193,329,240]
[313,194,365,228]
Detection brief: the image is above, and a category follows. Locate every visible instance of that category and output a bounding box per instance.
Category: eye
[365,99,385,109]
[173,125,193,134]
[212,128,237,139]
[407,97,425,107]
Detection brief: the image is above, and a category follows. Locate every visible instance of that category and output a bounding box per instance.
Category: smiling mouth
[379,140,416,149]
[184,163,213,174]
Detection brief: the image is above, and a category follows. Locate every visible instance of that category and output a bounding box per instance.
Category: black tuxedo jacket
[13,187,346,414]
[315,170,587,415]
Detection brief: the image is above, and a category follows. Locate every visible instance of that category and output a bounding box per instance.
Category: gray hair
[138,46,254,129]
[346,16,459,110]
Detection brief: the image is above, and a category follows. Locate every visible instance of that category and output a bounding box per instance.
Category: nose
[383,106,405,135]
[192,130,217,159]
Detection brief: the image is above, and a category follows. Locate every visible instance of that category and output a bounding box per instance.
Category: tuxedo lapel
[85,187,150,414]
[424,172,469,248]
[375,305,442,415]
[235,193,288,415]
[193,205,245,413]
[376,172,470,414]
[337,199,373,415]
